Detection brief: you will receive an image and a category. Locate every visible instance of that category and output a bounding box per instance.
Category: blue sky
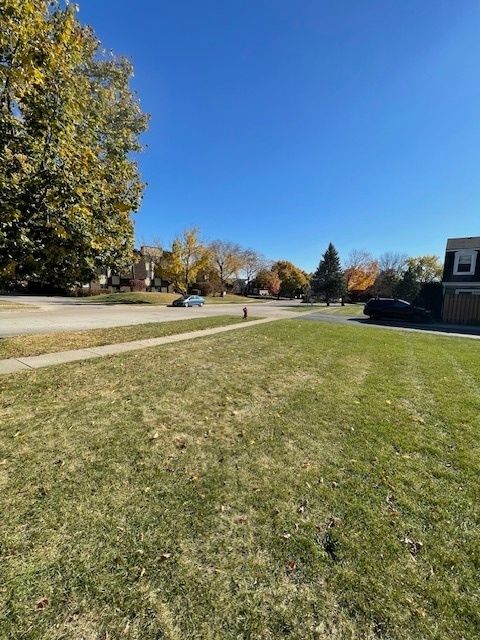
[78,0,480,272]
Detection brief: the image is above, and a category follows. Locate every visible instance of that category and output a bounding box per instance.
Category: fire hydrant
[242,306,248,319]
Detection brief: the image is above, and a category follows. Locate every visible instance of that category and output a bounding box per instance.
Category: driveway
[0,296,301,337]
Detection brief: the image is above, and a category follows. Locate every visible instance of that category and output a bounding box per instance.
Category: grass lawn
[291,303,364,316]
[82,292,258,305]
[0,300,36,312]
[0,320,479,639]
[203,294,260,304]
[82,292,179,305]
[0,316,256,360]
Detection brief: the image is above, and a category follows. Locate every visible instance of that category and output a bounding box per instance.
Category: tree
[394,266,421,302]
[241,249,265,287]
[378,252,408,277]
[209,240,246,290]
[344,250,379,297]
[406,255,443,283]
[0,1,148,289]
[271,260,309,298]
[372,252,408,297]
[312,243,346,305]
[255,268,281,297]
[161,229,211,293]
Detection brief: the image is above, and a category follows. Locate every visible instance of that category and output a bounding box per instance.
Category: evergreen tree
[394,266,421,302]
[312,243,346,305]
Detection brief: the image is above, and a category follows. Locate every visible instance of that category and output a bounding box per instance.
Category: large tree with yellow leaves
[0,0,148,288]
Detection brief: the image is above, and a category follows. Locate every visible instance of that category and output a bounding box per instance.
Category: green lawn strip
[203,294,264,304]
[308,303,364,315]
[285,303,364,315]
[81,292,262,305]
[0,316,258,359]
[0,320,479,639]
[81,292,179,305]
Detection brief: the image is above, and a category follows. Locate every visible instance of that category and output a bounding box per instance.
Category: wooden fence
[442,294,480,325]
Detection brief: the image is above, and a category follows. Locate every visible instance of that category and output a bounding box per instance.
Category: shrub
[129,279,146,292]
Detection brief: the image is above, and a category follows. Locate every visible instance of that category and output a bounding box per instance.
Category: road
[1,296,479,340]
[0,296,301,337]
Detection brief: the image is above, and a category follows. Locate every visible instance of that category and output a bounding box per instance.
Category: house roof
[140,245,163,259]
[446,237,480,251]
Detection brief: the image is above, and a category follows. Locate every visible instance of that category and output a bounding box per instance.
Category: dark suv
[363,298,432,322]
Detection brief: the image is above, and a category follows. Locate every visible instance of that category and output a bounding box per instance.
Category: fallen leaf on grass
[297,501,307,514]
[158,552,171,561]
[35,597,48,611]
[402,536,423,557]
[233,515,248,524]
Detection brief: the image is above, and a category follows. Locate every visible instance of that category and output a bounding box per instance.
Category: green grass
[82,292,179,305]
[82,292,259,305]
[203,294,260,304]
[0,316,256,359]
[289,303,364,316]
[0,320,479,639]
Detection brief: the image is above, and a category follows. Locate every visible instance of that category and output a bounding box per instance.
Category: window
[453,251,477,276]
[457,255,472,273]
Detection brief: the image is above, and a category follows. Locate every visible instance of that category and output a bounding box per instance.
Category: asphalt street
[1,296,479,340]
[0,296,299,338]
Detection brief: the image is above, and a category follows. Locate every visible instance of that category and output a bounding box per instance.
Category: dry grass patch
[0,299,36,311]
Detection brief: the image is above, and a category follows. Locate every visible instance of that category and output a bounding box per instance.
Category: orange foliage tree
[344,250,379,296]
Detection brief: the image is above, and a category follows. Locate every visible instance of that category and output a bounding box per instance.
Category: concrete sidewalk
[0,317,277,375]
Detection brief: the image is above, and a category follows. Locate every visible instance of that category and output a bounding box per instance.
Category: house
[442,236,480,324]
[231,278,247,295]
[89,246,173,293]
[442,237,480,296]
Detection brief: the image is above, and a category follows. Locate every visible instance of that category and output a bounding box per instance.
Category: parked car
[172,295,205,308]
[363,298,432,322]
